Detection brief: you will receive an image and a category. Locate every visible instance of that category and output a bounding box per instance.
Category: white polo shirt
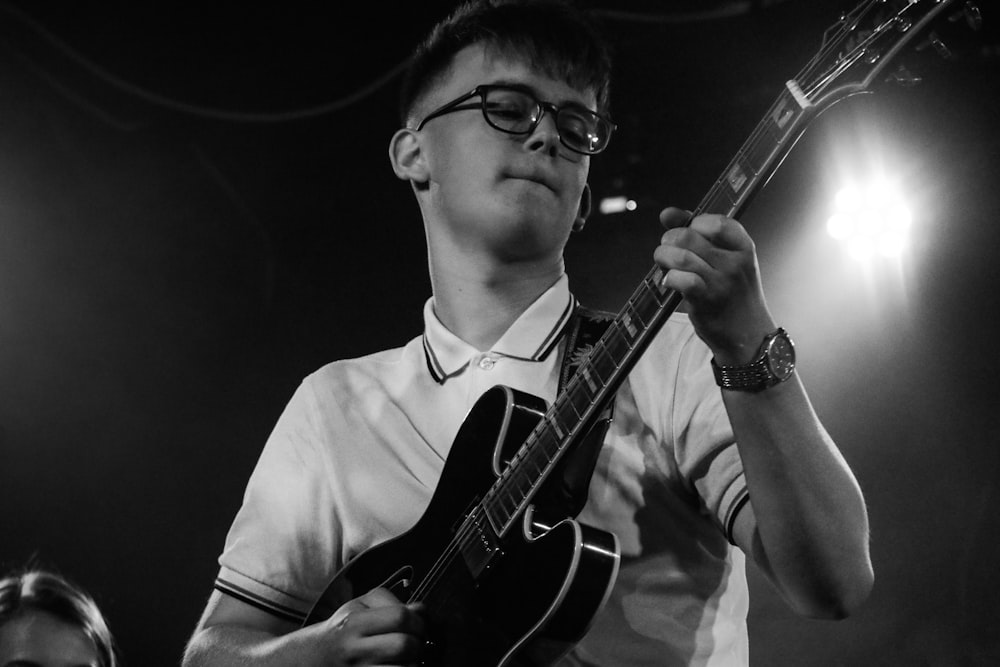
[216,274,749,666]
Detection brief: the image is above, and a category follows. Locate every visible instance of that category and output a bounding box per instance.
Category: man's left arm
[656,207,874,619]
[724,374,873,618]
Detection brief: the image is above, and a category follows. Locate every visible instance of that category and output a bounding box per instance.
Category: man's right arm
[182,588,427,666]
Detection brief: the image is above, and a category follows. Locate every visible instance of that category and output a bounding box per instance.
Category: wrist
[712,327,796,392]
[710,337,764,367]
[704,315,778,366]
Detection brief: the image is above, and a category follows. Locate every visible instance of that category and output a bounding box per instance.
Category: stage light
[826,181,912,260]
[599,196,638,215]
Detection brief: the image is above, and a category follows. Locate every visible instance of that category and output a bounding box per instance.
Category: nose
[524,109,560,157]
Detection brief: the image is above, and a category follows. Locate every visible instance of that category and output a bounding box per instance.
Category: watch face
[765,331,796,380]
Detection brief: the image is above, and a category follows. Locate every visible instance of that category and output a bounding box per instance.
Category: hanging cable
[0,2,411,124]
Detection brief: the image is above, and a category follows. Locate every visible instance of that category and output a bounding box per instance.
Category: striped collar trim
[423,275,575,384]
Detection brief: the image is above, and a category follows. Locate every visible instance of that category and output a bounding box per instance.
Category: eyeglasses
[414,84,616,155]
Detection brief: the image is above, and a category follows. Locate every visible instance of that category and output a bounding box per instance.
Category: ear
[389,127,429,185]
[573,183,592,232]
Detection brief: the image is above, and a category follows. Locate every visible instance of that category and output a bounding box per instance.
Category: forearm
[183,624,324,667]
[724,375,873,618]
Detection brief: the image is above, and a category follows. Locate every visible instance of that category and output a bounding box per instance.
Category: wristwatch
[711,328,796,392]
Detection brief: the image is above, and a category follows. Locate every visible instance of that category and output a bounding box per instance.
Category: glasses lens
[556,108,608,154]
[483,88,538,133]
[481,86,611,155]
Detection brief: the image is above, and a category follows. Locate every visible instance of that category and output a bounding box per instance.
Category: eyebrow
[485,79,594,111]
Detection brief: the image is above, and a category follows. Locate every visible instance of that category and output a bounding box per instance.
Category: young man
[183,1,873,665]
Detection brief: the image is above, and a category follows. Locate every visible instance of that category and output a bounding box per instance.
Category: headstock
[796,0,986,110]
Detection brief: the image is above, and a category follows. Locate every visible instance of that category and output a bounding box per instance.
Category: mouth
[505,170,558,194]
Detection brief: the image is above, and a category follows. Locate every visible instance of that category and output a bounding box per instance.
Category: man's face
[412,44,594,264]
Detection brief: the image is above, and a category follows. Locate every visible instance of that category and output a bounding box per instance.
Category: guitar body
[305,385,621,666]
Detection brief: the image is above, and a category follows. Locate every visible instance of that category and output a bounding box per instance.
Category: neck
[430,256,565,351]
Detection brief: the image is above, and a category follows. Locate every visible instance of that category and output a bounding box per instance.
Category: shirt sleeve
[638,314,748,541]
[214,378,340,623]
[674,321,748,540]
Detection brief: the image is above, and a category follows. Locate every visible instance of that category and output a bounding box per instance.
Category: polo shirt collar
[422,274,576,383]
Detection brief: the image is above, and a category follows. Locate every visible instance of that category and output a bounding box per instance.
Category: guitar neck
[482,0,964,537]
[482,82,819,537]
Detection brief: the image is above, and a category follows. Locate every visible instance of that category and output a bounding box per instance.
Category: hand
[654,207,776,364]
[317,587,427,666]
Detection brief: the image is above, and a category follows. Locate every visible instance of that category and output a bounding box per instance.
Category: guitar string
[690,0,878,219]
[409,278,668,603]
[410,380,609,603]
[409,394,587,603]
[407,509,480,603]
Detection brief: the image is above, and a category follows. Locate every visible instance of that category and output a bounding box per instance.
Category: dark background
[1,1,998,664]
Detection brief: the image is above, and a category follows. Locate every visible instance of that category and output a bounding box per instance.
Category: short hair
[0,569,119,667]
[399,0,613,125]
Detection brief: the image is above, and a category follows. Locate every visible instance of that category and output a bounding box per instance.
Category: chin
[492,223,570,264]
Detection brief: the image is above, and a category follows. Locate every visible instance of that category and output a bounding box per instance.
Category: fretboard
[479,80,819,538]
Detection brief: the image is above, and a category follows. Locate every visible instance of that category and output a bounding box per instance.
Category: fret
[484,491,506,528]
[527,445,553,478]
[536,429,561,459]
[567,384,594,418]
[631,288,660,324]
[519,446,545,478]
[549,414,566,439]
[590,343,617,383]
[510,469,531,501]
[635,264,663,301]
[620,309,640,341]
[765,90,807,145]
[699,186,733,217]
[745,132,780,177]
[556,397,581,427]
[580,365,600,395]
[528,438,548,477]
[725,160,750,196]
[646,268,668,297]
[603,328,631,361]
[770,93,797,132]
[737,152,758,177]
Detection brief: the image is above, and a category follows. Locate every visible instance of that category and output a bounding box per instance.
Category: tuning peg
[913,29,956,59]
[949,2,983,31]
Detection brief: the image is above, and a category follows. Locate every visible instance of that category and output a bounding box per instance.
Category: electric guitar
[303,1,980,664]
